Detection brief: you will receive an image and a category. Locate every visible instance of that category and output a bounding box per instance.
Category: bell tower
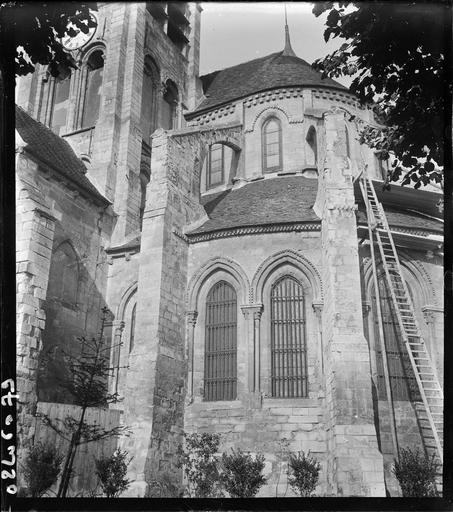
[16,2,202,245]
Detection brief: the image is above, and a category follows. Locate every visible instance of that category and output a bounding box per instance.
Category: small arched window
[81,50,104,129]
[262,117,282,173]
[47,242,79,306]
[49,68,71,135]
[204,281,237,401]
[270,276,307,398]
[305,126,317,166]
[140,57,160,145]
[371,276,420,401]
[162,80,178,130]
[207,143,225,189]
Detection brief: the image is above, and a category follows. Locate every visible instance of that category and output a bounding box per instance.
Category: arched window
[262,117,282,173]
[371,276,420,401]
[140,57,160,146]
[270,276,307,398]
[47,242,79,306]
[161,80,178,130]
[49,68,71,135]
[81,50,104,129]
[305,126,317,166]
[204,281,237,401]
[207,143,225,189]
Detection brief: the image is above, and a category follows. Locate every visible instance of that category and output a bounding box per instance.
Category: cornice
[187,222,321,244]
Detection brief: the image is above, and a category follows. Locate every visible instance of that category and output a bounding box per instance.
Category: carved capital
[362,301,372,316]
[241,304,263,320]
[186,310,198,326]
[421,305,442,325]
[312,301,323,318]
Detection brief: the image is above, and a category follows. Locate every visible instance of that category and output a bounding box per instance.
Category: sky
[198,2,351,87]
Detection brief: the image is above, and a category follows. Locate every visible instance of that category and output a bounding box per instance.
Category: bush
[392,447,439,497]
[287,451,321,497]
[178,432,223,497]
[23,442,63,497]
[95,449,131,498]
[221,449,267,497]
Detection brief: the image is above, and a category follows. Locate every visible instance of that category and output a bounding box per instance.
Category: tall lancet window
[162,80,178,130]
[207,144,225,189]
[140,57,160,146]
[305,126,317,166]
[262,117,282,173]
[50,69,71,135]
[204,281,237,401]
[371,277,420,401]
[270,276,308,398]
[81,50,104,129]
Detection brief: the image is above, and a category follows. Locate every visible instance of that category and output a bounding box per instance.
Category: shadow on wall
[37,239,112,404]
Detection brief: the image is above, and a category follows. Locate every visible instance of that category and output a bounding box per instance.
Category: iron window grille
[270,276,308,398]
[204,280,237,401]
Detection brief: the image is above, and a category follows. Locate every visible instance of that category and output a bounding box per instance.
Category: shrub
[178,432,223,497]
[220,448,267,497]
[392,447,439,497]
[23,442,63,497]
[94,449,131,498]
[287,451,321,497]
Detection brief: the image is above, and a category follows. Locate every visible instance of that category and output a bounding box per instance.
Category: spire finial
[282,3,296,57]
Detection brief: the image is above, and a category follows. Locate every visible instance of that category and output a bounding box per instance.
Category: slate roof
[190,52,347,116]
[15,105,110,205]
[188,175,443,237]
[188,176,320,235]
[357,207,443,234]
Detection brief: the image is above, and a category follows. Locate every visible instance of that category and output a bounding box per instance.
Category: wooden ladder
[359,176,443,466]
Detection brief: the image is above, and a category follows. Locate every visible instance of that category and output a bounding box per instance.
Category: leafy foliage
[392,447,439,497]
[23,442,63,497]
[287,451,321,497]
[94,449,131,498]
[312,2,448,188]
[220,449,267,498]
[39,307,130,497]
[0,2,96,77]
[178,432,223,497]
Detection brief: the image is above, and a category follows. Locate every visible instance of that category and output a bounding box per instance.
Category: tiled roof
[15,105,110,205]
[188,176,320,235]
[356,207,443,234]
[190,52,346,115]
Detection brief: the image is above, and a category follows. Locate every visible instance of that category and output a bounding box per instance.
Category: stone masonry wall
[316,110,385,496]
[184,231,328,496]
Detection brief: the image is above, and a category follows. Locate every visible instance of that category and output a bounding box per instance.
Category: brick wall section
[317,111,385,496]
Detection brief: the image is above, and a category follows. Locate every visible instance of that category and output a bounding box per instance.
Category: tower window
[81,50,104,129]
[262,117,282,173]
[270,276,307,398]
[161,80,178,130]
[305,126,317,166]
[204,281,237,401]
[140,57,160,146]
[50,69,71,135]
[207,144,225,189]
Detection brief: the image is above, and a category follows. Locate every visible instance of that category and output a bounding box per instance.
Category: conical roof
[189,51,347,117]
